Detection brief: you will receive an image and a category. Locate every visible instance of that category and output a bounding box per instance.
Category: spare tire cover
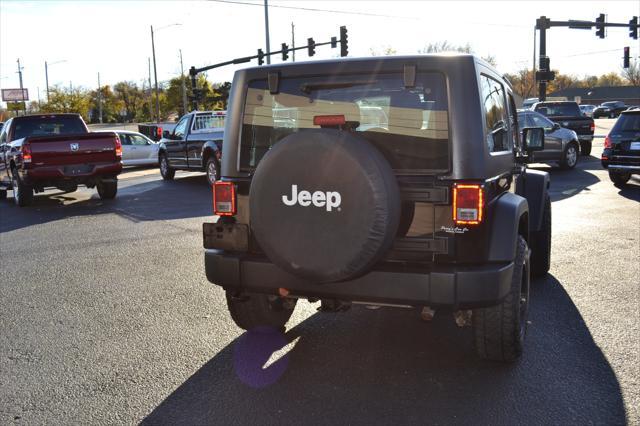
[249,129,400,283]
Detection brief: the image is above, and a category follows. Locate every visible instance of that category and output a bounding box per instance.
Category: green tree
[113,81,145,122]
[41,86,91,120]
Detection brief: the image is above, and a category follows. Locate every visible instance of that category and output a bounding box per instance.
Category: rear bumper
[22,162,122,183]
[204,250,515,309]
[578,135,593,142]
[602,150,640,172]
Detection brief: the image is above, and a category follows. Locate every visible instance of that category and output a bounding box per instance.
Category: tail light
[453,183,484,226]
[604,135,612,149]
[213,181,236,216]
[590,122,595,132]
[156,127,163,139]
[114,134,123,159]
[22,142,32,164]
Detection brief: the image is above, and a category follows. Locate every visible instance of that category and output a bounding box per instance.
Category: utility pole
[264,0,271,64]
[179,49,188,114]
[148,57,153,121]
[97,72,103,124]
[45,61,49,102]
[17,59,25,115]
[291,22,296,62]
[151,25,160,123]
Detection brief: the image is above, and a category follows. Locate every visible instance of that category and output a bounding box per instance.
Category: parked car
[533,101,594,155]
[0,114,122,206]
[601,109,640,187]
[579,104,596,117]
[158,110,225,185]
[203,54,551,362]
[518,110,580,169]
[97,130,159,167]
[593,101,628,119]
[522,97,539,109]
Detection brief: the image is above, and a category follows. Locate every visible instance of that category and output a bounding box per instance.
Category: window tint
[529,112,554,129]
[13,116,86,140]
[130,134,149,145]
[193,114,225,131]
[118,134,132,145]
[480,75,509,152]
[612,113,640,133]
[535,103,581,116]
[240,72,450,172]
[173,116,189,139]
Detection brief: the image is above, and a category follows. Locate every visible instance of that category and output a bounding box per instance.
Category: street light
[151,23,181,123]
[45,59,67,102]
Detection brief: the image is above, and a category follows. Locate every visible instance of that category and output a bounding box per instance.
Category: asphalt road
[1,119,638,425]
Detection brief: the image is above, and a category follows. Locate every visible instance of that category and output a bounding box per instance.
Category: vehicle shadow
[618,178,640,201]
[142,275,626,425]
[529,163,601,202]
[0,175,211,233]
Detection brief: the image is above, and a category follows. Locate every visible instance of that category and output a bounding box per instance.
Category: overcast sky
[1,0,638,105]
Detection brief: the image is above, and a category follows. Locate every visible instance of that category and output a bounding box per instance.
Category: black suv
[602,109,640,186]
[203,55,551,362]
[593,101,628,119]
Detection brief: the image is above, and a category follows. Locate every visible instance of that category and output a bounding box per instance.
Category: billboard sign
[1,88,29,102]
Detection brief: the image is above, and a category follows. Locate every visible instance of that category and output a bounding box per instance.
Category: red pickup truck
[0,114,122,206]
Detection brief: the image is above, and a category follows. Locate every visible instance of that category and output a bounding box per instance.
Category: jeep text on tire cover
[203,54,552,362]
[282,185,342,211]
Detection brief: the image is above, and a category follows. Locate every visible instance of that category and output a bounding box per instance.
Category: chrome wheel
[11,172,19,205]
[206,159,217,185]
[160,157,168,175]
[566,145,577,168]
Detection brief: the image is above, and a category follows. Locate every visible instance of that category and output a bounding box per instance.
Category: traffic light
[307,38,316,57]
[257,49,265,65]
[595,13,605,38]
[339,26,348,57]
[624,46,630,68]
[281,43,289,61]
[630,16,638,39]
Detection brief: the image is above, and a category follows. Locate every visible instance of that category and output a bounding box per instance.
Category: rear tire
[560,142,578,169]
[530,195,551,277]
[97,179,118,199]
[609,171,630,188]
[473,236,529,362]
[159,153,175,180]
[580,141,592,156]
[226,291,297,332]
[11,169,33,207]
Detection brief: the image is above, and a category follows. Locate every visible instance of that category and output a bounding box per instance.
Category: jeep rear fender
[488,192,528,262]
[516,169,550,233]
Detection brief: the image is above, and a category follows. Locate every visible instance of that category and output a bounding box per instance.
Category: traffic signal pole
[535,15,639,101]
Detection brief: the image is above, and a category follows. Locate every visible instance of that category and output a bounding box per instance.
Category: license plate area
[63,164,93,175]
[630,141,640,151]
[203,222,249,252]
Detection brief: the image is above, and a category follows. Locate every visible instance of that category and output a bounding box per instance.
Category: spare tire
[250,129,400,283]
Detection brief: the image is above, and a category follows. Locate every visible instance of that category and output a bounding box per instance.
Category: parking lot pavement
[0,153,638,424]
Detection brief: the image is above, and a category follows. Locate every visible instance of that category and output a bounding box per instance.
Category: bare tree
[621,59,640,86]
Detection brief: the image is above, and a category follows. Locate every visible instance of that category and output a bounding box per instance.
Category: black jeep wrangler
[203,55,551,362]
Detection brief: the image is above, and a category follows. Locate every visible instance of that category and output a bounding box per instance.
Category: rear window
[13,116,86,140]
[239,72,449,173]
[535,103,581,117]
[193,113,225,131]
[611,112,640,134]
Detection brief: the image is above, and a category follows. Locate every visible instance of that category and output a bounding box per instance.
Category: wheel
[0,188,6,200]
[11,169,33,207]
[609,171,630,188]
[609,112,615,118]
[226,291,297,332]
[560,142,578,169]
[97,179,117,199]
[473,236,530,362]
[580,141,592,156]
[205,157,219,186]
[530,195,551,277]
[159,153,175,180]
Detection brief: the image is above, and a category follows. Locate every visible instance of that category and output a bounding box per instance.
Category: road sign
[7,102,26,111]
[1,88,29,102]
